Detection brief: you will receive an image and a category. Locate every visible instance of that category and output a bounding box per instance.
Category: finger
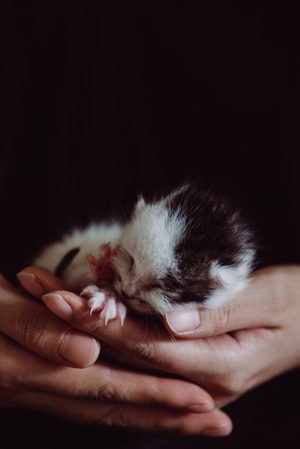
[0,274,100,367]
[2,333,232,437]
[55,401,232,437]
[164,266,289,338]
[40,288,281,399]
[40,289,228,380]
[12,390,232,436]
[1,332,214,415]
[41,289,208,381]
[17,266,68,299]
[41,288,166,343]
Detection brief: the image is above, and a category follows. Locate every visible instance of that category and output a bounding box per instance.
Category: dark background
[0,1,299,448]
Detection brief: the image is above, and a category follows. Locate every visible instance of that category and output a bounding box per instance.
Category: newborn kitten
[34,183,256,325]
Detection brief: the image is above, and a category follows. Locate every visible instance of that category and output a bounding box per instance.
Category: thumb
[163,266,283,338]
[164,306,233,338]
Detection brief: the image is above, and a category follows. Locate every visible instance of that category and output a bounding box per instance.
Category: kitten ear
[209,261,238,288]
[132,196,146,217]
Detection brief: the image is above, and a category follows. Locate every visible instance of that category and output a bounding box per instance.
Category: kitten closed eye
[33,182,257,322]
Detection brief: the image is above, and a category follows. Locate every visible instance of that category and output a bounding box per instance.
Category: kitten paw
[80,284,127,326]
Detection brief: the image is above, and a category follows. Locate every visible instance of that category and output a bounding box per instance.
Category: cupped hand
[0,273,99,367]
[21,265,300,415]
[0,269,231,436]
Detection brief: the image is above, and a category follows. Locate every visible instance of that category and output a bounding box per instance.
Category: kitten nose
[121,289,129,299]
[121,285,135,298]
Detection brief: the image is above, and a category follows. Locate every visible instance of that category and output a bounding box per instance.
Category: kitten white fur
[34,184,256,323]
[35,223,122,292]
[207,251,255,308]
[113,197,185,303]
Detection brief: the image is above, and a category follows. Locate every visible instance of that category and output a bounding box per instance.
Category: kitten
[34,183,256,325]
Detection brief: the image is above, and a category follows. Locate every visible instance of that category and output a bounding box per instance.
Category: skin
[0,271,230,436]
[16,264,300,426]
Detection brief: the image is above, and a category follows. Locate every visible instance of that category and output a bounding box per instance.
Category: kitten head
[112,194,185,314]
[112,184,256,315]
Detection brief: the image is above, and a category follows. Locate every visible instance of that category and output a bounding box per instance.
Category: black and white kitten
[34,183,256,325]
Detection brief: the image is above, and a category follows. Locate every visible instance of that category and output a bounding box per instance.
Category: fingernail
[202,425,232,437]
[59,329,100,367]
[42,293,73,320]
[188,401,214,413]
[17,272,46,297]
[166,309,200,334]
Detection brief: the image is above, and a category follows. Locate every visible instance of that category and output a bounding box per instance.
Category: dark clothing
[0,1,299,447]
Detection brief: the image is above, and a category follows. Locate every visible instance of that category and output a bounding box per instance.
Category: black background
[0,1,299,447]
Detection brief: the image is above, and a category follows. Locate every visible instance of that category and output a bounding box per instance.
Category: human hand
[5,268,230,435]
[162,265,300,405]
[25,265,300,429]
[0,272,99,367]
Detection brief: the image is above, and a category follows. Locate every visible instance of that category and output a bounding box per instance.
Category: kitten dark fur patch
[34,182,257,323]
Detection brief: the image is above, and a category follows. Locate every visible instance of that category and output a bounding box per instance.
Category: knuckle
[95,404,129,429]
[199,305,232,336]
[19,308,52,351]
[215,304,232,333]
[87,367,126,404]
[92,371,117,403]
[96,383,115,403]
[129,339,165,369]
[105,333,164,368]
[131,340,157,361]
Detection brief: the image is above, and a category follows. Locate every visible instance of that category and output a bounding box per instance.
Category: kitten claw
[100,297,117,325]
[80,284,127,325]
